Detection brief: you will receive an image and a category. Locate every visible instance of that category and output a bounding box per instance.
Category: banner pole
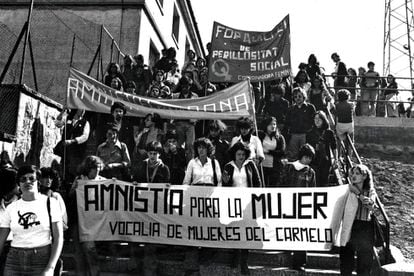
[247,78,265,187]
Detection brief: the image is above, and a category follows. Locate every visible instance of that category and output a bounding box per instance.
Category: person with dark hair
[182,49,197,73]
[164,59,181,91]
[125,80,137,94]
[308,75,332,111]
[258,117,286,187]
[280,144,316,271]
[0,151,17,200]
[230,117,264,165]
[154,47,177,73]
[133,141,170,183]
[55,108,90,185]
[161,130,186,185]
[39,167,68,230]
[172,76,199,161]
[306,111,337,186]
[335,89,355,147]
[110,77,124,91]
[339,164,376,276]
[360,61,380,116]
[132,113,165,177]
[104,62,127,89]
[150,69,166,91]
[96,101,137,158]
[122,54,136,84]
[0,165,63,275]
[70,155,105,276]
[384,74,399,117]
[223,142,262,188]
[134,54,153,96]
[345,68,358,100]
[331,53,348,91]
[0,158,18,275]
[205,42,212,66]
[262,85,290,132]
[222,142,262,275]
[285,87,316,161]
[280,143,316,187]
[97,122,131,181]
[293,70,311,96]
[198,67,216,96]
[183,137,222,186]
[306,54,322,81]
[207,120,229,170]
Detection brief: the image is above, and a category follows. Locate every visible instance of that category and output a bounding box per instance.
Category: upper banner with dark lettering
[67,68,253,119]
[208,15,291,83]
[77,180,349,250]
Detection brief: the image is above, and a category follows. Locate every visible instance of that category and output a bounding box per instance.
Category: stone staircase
[60,241,356,275]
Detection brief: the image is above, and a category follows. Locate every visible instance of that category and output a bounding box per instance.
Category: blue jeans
[4,245,50,275]
[175,121,195,162]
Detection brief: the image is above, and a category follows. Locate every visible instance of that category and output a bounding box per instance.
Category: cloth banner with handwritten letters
[208,15,291,83]
[67,68,253,120]
[76,180,349,251]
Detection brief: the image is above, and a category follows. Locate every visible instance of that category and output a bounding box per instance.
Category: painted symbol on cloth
[211,59,232,81]
[18,211,40,229]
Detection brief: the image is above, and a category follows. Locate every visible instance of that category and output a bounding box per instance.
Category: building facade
[0,0,205,102]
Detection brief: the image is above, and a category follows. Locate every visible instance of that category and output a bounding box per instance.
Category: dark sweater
[222,160,262,187]
[286,103,316,134]
[133,160,170,183]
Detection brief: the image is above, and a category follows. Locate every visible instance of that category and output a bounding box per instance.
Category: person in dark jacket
[285,87,316,161]
[258,116,286,187]
[160,130,186,185]
[262,85,289,134]
[55,109,90,185]
[222,142,261,275]
[207,120,229,171]
[280,143,316,272]
[133,141,170,183]
[306,111,338,186]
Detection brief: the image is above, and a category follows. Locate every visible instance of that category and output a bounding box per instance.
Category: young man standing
[285,87,316,161]
[96,123,131,181]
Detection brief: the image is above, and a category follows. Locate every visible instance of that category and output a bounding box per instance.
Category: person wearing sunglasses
[0,165,63,275]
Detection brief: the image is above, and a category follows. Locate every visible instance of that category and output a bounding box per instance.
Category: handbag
[47,197,63,276]
[372,214,387,248]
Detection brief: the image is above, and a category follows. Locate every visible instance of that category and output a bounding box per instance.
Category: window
[172,4,180,44]
[184,37,190,64]
[149,40,160,69]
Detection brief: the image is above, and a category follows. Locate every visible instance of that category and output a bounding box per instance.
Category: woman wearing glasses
[0,165,63,275]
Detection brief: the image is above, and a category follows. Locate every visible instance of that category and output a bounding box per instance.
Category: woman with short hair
[0,165,63,275]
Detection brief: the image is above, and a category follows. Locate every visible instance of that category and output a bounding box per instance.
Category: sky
[192,0,385,82]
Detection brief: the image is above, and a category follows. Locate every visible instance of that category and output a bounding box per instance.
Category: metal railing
[325,107,393,268]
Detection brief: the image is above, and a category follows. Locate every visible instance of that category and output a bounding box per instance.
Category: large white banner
[76,180,348,251]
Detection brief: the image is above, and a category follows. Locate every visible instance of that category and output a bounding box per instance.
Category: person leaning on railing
[384,74,399,117]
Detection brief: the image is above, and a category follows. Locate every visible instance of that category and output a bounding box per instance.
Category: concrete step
[61,245,342,271]
[62,263,353,276]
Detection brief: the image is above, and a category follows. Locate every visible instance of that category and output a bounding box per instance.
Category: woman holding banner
[69,155,105,276]
[223,142,262,275]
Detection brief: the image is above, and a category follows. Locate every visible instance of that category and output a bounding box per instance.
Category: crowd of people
[0,48,385,276]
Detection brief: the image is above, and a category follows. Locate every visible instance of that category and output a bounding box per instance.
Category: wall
[355,117,414,163]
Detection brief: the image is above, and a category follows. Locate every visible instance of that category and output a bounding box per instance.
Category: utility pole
[383,0,414,92]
